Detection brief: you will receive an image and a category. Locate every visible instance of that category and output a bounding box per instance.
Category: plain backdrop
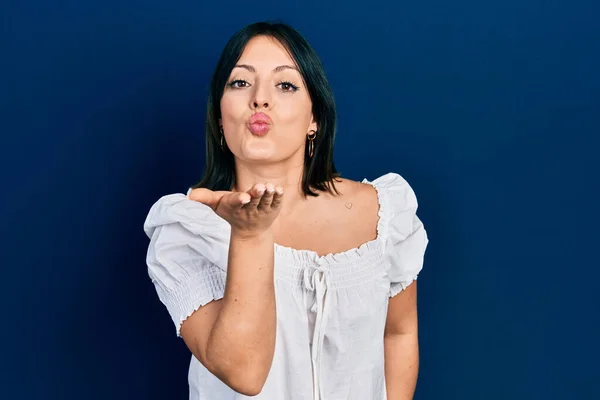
[1,0,599,399]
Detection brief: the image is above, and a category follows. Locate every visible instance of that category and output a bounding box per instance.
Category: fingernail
[241,197,250,204]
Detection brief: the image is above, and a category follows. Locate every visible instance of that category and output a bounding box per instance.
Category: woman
[144,21,429,400]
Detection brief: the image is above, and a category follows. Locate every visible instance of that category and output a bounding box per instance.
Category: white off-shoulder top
[143,173,429,400]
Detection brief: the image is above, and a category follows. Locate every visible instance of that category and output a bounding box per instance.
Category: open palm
[188,183,284,237]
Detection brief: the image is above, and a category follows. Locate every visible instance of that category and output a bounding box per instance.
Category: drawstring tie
[303,265,332,400]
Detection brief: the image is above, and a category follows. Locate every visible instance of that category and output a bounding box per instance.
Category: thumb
[187,188,227,211]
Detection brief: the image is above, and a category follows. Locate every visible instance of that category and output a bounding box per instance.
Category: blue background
[2,0,599,399]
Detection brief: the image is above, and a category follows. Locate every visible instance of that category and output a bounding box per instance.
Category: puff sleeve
[143,193,230,336]
[375,173,429,297]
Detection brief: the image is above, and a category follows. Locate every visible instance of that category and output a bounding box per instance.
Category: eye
[277,81,299,92]
[227,79,250,89]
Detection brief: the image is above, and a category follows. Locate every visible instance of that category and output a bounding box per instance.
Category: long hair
[192,21,340,197]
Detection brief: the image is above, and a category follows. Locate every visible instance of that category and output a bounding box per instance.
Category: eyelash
[277,80,299,92]
[226,79,299,92]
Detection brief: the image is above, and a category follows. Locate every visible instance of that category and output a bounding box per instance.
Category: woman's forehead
[237,36,296,68]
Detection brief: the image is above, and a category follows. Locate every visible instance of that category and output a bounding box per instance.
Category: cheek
[277,95,313,125]
[220,94,246,125]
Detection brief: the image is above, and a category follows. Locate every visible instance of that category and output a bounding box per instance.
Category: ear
[308,116,318,133]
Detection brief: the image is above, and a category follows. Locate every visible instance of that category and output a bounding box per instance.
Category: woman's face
[219,35,317,164]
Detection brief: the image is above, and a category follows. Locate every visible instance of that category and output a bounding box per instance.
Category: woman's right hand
[188,183,284,239]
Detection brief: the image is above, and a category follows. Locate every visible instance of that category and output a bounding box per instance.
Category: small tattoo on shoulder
[345,202,353,210]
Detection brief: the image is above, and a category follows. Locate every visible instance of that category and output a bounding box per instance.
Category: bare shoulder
[313,177,380,241]
[329,177,379,214]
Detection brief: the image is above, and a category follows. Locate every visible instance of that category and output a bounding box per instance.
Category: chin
[239,143,278,162]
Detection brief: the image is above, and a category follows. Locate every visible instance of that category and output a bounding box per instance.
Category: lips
[247,112,272,136]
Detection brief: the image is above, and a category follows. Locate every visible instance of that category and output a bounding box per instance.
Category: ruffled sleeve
[143,193,230,336]
[373,173,429,297]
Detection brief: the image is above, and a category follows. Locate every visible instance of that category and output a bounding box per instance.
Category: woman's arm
[181,230,276,396]
[384,282,420,399]
[180,184,281,396]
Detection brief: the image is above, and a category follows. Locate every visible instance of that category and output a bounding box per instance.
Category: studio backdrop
[1,0,598,399]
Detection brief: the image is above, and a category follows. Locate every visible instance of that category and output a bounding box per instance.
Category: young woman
[144,21,429,400]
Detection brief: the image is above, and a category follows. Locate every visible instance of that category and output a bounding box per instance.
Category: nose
[253,100,269,109]
[251,82,271,109]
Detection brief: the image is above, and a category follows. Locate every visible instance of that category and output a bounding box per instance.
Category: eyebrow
[234,64,298,73]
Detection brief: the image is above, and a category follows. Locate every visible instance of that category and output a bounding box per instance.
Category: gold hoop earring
[219,128,225,151]
[307,130,317,158]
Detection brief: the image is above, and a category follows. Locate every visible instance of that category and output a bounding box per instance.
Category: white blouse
[144,173,429,400]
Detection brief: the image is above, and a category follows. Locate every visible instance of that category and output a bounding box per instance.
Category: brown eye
[228,80,250,88]
[277,81,299,92]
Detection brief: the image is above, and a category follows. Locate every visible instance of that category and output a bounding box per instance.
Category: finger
[270,186,284,209]
[258,183,275,209]
[246,183,266,207]
[228,192,251,208]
